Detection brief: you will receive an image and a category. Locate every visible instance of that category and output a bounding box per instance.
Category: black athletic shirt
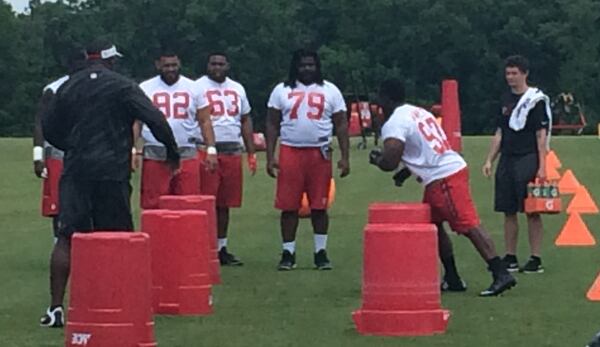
[43,63,179,181]
[497,91,550,156]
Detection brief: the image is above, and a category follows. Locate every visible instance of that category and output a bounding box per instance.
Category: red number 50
[417,117,451,154]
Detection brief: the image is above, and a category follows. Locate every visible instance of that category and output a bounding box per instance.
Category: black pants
[57,177,133,238]
[494,152,539,214]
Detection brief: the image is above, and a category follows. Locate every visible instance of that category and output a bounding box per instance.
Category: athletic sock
[487,256,507,276]
[314,234,328,252]
[218,238,227,251]
[441,255,460,282]
[283,241,296,254]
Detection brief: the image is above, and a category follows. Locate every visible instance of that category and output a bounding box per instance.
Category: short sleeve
[380,115,412,143]
[529,101,549,131]
[329,83,347,113]
[194,83,209,109]
[267,84,283,110]
[239,87,252,115]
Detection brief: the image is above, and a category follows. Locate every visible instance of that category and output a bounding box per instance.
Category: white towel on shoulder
[508,87,552,149]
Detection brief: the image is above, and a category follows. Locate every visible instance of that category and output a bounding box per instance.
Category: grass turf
[0,136,599,347]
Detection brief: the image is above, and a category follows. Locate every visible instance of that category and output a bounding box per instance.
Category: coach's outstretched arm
[369,138,404,172]
[483,128,502,178]
[265,107,281,178]
[333,111,350,177]
[125,83,180,171]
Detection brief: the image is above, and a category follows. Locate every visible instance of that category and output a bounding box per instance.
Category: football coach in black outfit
[39,40,180,328]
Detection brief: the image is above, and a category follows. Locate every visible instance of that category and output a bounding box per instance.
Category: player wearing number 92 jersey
[373,78,516,297]
[136,53,215,210]
[266,49,350,271]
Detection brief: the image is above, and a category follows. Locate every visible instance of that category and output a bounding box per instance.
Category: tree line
[1,0,598,136]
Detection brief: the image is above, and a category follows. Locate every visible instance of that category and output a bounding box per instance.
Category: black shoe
[479,273,517,297]
[441,278,467,292]
[587,330,600,347]
[502,254,519,272]
[520,256,544,273]
[40,306,64,328]
[277,250,296,271]
[314,249,333,270]
[219,247,243,266]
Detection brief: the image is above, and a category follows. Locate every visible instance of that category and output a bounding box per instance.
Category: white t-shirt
[195,76,251,144]
[139,75,208,148]
[380,104,466,185]
[267,80,346,147]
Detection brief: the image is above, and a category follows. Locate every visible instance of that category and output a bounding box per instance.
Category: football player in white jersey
[134,52,216,210]
[195,52,256,266]
[370,78,516,297]
[33,49,86,244]
[266,49,350,271]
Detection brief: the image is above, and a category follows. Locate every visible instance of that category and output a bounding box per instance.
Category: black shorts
[57,178,133,238]
[494,152,539,214]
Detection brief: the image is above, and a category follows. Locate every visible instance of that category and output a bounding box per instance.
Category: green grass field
[1,136,600,347]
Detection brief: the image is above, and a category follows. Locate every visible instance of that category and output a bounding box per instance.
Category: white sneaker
[40,306,64,328]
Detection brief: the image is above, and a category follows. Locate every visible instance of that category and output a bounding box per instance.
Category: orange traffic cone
[566,186,599,214]
[558,170,580,194]
[546,163,561,181]
[546,150,562,169]
[555,213,596,246]
[587,272,600,301]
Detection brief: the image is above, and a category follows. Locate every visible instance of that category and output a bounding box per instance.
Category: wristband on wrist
[33,146,43,161]
[207,146,217,155]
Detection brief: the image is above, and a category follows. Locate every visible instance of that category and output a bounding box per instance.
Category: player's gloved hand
[247,153,257,176]
[368,148,382,166]
[393,167,412,187]
[34,160,46,178]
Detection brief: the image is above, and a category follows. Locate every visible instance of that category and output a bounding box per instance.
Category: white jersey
[267,80,346,147]
[380,104,466,185]
[195,76,251,144]
[139,75,207,148]
[42,76,69,155]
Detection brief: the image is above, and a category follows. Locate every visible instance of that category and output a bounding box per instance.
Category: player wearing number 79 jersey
[371,78,516,297]
[266,49,350,271]
[135,52,217,209]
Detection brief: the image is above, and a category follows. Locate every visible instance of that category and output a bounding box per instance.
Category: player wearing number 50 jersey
[195,52,256,266]
[134,52,217,209]
[266,49,350,271]
[371,78,516,297]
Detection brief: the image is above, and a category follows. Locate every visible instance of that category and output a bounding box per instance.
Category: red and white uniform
[381,104,479,233]
[138,75,208,209]
[140,75,206,149]
[195,76,251,207]
[267,80,346,210]
[41,76,68,217]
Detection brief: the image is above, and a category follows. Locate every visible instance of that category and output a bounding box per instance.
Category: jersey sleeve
[529,100,549,131]
[329,84,347,113]
[194,82,209,110]
[381,116,412,143]
[267,84,283,110]
[239,86,252,115]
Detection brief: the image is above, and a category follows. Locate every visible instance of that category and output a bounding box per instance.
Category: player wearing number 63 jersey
[266,49,350,271]
[135,52,217,209]
[195,52,256,266]
[371,78,516,297]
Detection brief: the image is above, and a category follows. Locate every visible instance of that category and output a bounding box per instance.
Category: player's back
[381,104,465,185]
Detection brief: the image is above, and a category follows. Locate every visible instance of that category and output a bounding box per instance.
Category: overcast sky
[6,0,57,13]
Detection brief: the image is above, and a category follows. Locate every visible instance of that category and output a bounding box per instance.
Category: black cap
[86,40,123,60]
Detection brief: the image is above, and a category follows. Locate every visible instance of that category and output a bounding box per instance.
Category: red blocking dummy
[353,223,450,336]
[159,195,220,284]
[141,210,213,315]
[368,202,431,224]
[66,232,156,347]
